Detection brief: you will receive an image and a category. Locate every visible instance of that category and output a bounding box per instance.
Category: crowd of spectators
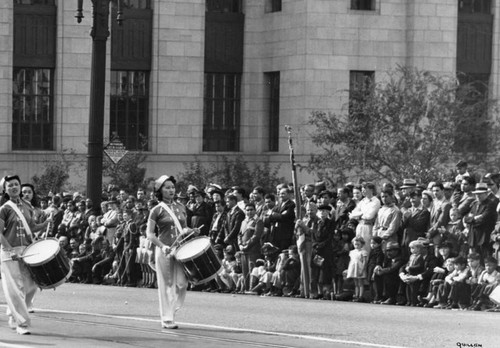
[6,159,500,312]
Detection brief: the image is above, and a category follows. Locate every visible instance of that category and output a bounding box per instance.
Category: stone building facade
[0,0,497,191]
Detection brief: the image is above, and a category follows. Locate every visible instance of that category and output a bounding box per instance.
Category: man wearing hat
[205,183,223,212]
[399,179,417,212]
[335,187,355,231]
[374,241,405,305]
[406,237,440,306]
[206,183,223,197]
[464,182,498,261]
[310,204,335,299]
[100,198,120,245]
[107,185,120,202]
[401,191,430,260]
[186,185,200,211]
[186,188,211,237]
[317,190,336,219]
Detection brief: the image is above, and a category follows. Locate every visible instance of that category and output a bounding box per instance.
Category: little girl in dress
[346,236,368,302]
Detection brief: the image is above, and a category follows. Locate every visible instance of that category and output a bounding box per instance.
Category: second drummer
[146,174,199,330]
[0,175,50,335]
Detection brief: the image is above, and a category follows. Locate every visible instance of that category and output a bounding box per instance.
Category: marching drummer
[146,174,200,330]
[0,175,51,335]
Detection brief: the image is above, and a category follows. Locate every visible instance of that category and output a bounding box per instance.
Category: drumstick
[17,252,40,259]
[173,226,204,248]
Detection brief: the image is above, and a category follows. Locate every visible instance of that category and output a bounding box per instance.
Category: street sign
[104,138,128,164]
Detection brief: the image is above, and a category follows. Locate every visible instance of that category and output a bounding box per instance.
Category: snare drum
[174,237,222,285]
[22,238,72,289]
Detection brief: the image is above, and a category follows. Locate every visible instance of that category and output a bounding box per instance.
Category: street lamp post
[75,0,122,207]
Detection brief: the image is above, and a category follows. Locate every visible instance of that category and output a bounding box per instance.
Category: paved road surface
[0,283,497,348]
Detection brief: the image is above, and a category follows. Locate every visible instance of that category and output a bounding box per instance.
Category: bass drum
[22,238,72,289]
[174,237,222,285]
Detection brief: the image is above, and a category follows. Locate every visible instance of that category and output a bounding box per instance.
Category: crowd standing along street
[1,159,500,334]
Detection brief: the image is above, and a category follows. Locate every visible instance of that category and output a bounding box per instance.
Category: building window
[203,73,241,152]
[266,0,282,13]
[12,68,53,150]
[206,0,242,13]
[121,0,151,9]
[349,70,375,100]
[351,0,375,11]
[265,72,280,152]
[349,71,375,138]
[110,71,149,151]
[14,0,54,4]
[459,0,491,14]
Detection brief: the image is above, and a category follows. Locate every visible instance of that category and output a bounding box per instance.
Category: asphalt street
[0,283,497,348]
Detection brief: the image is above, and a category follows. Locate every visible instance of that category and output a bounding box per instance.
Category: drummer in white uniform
[0,175,50,335]
[146,175,199,330]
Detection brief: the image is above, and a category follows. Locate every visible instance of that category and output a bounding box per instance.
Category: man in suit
[456,176,476,218]
[100,199,120,246]
[251,186,266,219]
[484,173,500,207]
[261,193,277,245]
[427,183,451,256]
[209,200,228,257]
[224,194,245,252]
[403,237,439,306]
[238,202,263,290]
[335,187,355,231]
[464,183,498,261]
[187,189,212,236]
[375,241,405,305]
[401,191,430,259]
[399,179,417,213]
[269,187,296,251]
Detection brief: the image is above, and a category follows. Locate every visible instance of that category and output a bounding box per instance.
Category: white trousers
[1,246,38,327]
[155,246,188,322]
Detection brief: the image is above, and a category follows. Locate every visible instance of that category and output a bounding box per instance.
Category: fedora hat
[472,182,489,194]
[400,179,417,189]
[416,237,430,247]
[385,241,400,250]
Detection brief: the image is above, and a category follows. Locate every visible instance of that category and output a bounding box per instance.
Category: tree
[308,66,499,184]
[30,150,84,196]
[103,152,147,193]
[177,156,285,195]
[31,161,70,196]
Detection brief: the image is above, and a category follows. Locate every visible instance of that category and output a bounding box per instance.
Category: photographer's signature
[456,342,482,348]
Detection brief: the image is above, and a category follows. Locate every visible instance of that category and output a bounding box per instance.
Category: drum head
[23,239,60,266]
[175,237,211,261]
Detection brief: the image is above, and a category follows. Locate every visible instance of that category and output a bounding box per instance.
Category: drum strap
[159,202,183,235]
[5,200,33,240]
